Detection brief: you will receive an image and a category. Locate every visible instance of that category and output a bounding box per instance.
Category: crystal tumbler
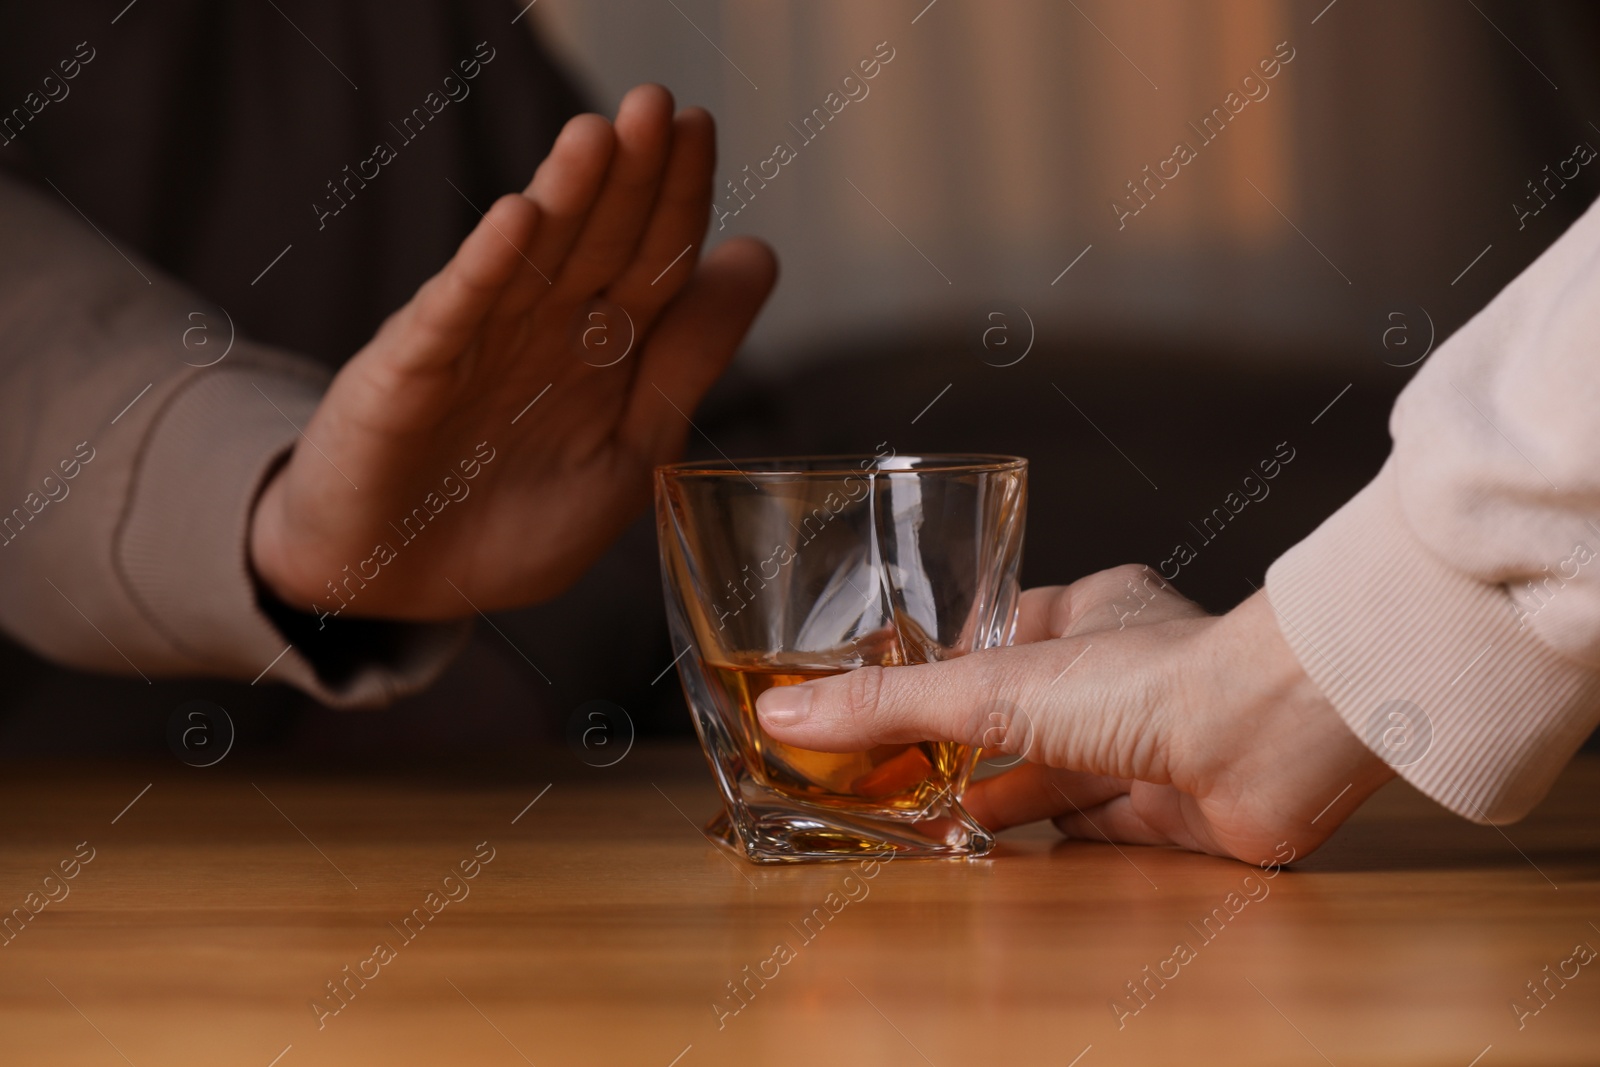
[655,452,1027,862]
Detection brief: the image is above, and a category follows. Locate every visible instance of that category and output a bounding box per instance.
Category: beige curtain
[536,0,1537,371]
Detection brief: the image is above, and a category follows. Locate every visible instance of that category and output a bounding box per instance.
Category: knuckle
[1018,585,1071,639]
[1064,563,1153,622]
[1108,562,1153,583]
[976,696,1035,758]
[491,192,528,219]
[841,664,887,723]
[1106,657,1171,781]
[956,655,1025,746]
[1066,563,1180,633]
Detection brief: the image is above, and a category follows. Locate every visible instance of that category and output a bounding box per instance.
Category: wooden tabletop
[1,745,1596,1067]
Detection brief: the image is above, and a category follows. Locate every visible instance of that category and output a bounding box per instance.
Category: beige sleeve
[1268,195,1600,824]
[0,173,466,707]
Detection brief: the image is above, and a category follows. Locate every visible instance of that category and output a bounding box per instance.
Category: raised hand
[755,565,1395,864]
[249,85,777,619]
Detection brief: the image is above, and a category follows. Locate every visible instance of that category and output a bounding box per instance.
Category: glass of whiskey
[655,452,1027,862]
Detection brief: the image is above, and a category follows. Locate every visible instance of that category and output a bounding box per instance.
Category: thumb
[755,637,1177,783]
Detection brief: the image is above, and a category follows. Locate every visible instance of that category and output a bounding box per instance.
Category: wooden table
[2,745,1596,1066]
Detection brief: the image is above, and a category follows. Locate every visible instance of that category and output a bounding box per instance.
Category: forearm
[1267,197,1600,822]
[0,173,465,705]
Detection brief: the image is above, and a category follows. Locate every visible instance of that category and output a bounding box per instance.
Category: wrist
[248,471,307,608]
[1187,590,1395,858]
[1239,589,1395,785]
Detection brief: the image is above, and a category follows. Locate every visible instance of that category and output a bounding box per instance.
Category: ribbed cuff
[115,360,468,707]
[1266,458,1600,823]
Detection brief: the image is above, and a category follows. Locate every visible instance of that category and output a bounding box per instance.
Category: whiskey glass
[656,453,1027,863]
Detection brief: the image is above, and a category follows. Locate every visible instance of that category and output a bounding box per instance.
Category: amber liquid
[709,659,971,814]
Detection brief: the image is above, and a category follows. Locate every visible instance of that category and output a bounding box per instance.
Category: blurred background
[2,0,1598,760]
[540,0,1599,371]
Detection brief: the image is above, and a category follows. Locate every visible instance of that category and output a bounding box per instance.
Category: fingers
[756,628,1179,784]
[504,111,617,314]
[1025,565,1207,641]
[753,564,1212,782]
[393,193,540,370]
[621,236,777,458]
[1014,585,1070,643]
[962,763,1129,832]
[755,640,1053,752]
[1053,795,1171,848]
[602,106,717,328]
[544,84,676,301]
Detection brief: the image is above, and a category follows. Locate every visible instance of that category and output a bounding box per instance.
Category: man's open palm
[250,85,777,619]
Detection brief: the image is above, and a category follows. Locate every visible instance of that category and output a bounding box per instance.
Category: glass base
[706,796,996,864]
